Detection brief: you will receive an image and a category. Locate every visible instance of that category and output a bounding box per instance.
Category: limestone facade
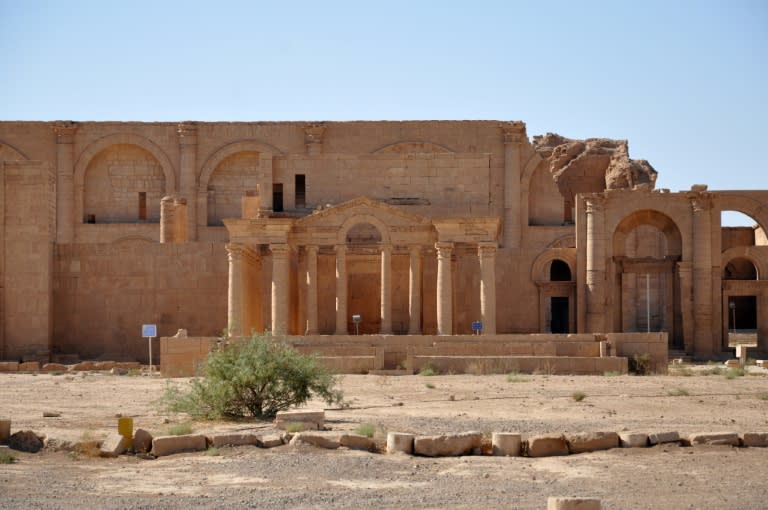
[0,120,766,361]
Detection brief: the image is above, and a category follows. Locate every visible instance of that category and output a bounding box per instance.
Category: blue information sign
[471,321,483,332]
[142,324,157,338]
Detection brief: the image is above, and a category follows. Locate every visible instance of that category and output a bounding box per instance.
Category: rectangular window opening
[138,192,147,221]
[273,183,284,212]
[295,174,306,208]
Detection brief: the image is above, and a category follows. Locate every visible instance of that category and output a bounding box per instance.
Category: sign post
[471,321,483,336]
[352,314,362,336]
[142,324,157,375]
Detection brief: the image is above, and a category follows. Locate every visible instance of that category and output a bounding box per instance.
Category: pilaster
[305,245,319,335]
[408,245,423,335]
[52,121,78,243]
[479,242,498,334]
[502,121,526,248]
[380,245,393,334]
[335,244,348,334]
[226,243,245,336]
[270,244,291,335]
[690,192,714,355]
[177,122,198,240]
[436,242,454,335]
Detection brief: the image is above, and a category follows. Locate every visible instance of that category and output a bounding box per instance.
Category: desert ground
[2,367,768,509]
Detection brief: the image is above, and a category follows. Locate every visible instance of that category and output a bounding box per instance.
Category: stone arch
[199,139,282,192]
[722,247,766,280]
[0,141,28,161]
[613,209,683,258]
[337,214,391,246]
[530,248,576,281]
[548,234,576,249]
[74,134,176,223]
[372,141,454,155]
[716,193,768,234]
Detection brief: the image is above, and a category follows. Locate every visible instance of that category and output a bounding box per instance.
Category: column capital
[688,192,713,213]
[584,194,606,214]
[478,241,498,257]
[501,121,526,144]
[304,123,326,155]
[226,243,246,260]
[409,245,423,257]
[177,122,198,145]
[304,244,319,255]
[270,243,291,257]
[435,241,454,256]
[335,244,347,254]
[52,121,79,144]
[380,244,393,254]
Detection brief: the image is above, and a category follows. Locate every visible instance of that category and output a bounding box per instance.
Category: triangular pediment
[295,196,431,228]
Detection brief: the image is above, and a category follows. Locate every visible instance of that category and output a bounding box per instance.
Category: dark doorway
[295,174,306,208]
[272,183,284,212]
[550,260,571,281]
[728,295,757,331]
[551,297,569,333]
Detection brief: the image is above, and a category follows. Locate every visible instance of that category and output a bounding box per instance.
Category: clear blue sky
[1,1,766,223]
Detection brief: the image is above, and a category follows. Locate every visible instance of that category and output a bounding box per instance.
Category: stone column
[52,121,78,243]
[226,243,245,336]
[380,245,393,334]
[585,195,606,333]
[258,154,273,214]
[335,245,348,335]
[177,122,198,240]
[436,242,454,335]
[270,244,290,336]
[759,289,768,355]
[677,262,694,353]
[478,242,498,334]
[502,122,525,248]
[408,245,423,335]
[305,245,319,335]
[691,193,714,355]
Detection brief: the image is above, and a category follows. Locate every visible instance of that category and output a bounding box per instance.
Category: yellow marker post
[117,417,133,449]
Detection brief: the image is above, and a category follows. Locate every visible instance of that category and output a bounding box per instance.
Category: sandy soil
[2,368,768,509]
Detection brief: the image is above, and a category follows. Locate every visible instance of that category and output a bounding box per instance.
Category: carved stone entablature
[584,193,606,214]
[687,189,715,213]
[501,121,526,144]
[52,121,79,144]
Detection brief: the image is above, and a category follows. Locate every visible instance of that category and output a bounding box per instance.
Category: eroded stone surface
[742,433,768,447]
[648,431,680,445]
[687,432,739,446]
[566,432,619,454]
[132,428,153,453]
[8,430,44,453]
[386,432,414,454]
[100,433,126,457]
[492,432,521,456]
[151,434,207,457]
[209,432,261,447]
[619,433,648,448]
[526,435,569,457]
[413,431,482,457]
[289,432,340,449]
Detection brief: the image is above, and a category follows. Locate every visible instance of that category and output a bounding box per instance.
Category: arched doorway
[549,260,572,333]
[532,250,576,334]
[613,210,683,347]
[723,256,759,342]
[345,222,384,334]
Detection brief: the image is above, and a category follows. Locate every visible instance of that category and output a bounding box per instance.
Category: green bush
[164,333,343,419]
[354,423,376,438]
[571,391,587,402]
[628,353,652,375]
[0,450,16,464]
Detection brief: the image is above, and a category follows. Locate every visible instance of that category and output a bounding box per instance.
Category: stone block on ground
[289,432,340,449]
[18,361,39,372]
[0,419,10,443]
[151,434,207,457]
[100,433,127,457]
[413,431,483,457]
[547,497,602,510]
[386,432,414,454]
[724,359,740,368]
[526,435,569,457]
[42,363,67,372]
[275,410,325,431]
[566,432,619,454]
[209,432,261,447]
[619,433,648,448]
[648,431,680,445]
[132,428,153,453]
[8,430,44,453]
[339,434,376,451]
[110,367,128,375]
[687,432,740,446]
[492,432,521,456]
[742,433,768,447]
[0,361,19,373]
[260,434,285,448]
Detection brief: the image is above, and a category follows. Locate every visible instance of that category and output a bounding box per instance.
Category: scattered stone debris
[8,430,44,453]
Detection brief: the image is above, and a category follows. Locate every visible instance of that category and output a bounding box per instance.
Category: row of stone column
[227,241,498,336]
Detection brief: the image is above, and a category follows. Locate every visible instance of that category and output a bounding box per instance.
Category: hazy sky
[1,1,766,223]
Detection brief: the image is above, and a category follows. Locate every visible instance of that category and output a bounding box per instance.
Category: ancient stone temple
[0,120,766,365]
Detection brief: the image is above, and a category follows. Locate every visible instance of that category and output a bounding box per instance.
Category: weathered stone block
[566,432,619,454]
[742,433,768,447]
[547,497,602,510]
[151,434,207,457]
[0,362,19,373]
[648,431,680,445]
[18,361,39,372]
[526,435,569,457]
[687,432,740,446]
[289,432,340,449]
[259,434,284,448]
[413,431,482,457]
[275,410,325,431]
[619,433,648,448]
[0,419,10,443]
[386,432,414,454]
[339,433,376,451]
[209,432,261,447]
[132,428,153,453]
[100,433,127,457]
[42,363,67,372]
[492,432,521,456]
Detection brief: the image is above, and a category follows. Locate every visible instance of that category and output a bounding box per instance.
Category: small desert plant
[73,432,102,458]
[425,382,436,389]
[285,422,306,433]
[419,366,438,377]
[700,366,723,376]
[756,392,768,401]
[50,370,64,376]
[163,333,343,419]
[629,353,652,375]
[205,446,221,456]
[0,450,17,464]
[667,387,689,397]
[603,371,621,377]
[127,368,141,377]
[571,391,587,402]
[725,368,746,379]
[354,423,376,438]
[669,366,693,377]
[507,372,530,383]
[166,422,193,436]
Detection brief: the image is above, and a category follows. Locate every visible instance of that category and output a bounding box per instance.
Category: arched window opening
[550,259,571,281]
[724,257,758,280]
